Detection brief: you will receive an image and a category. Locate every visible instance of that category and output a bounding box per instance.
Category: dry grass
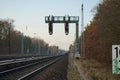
[67,54,82,80]
[75,58,120,80]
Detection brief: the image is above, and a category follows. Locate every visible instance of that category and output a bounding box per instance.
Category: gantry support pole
[75,22,79,55]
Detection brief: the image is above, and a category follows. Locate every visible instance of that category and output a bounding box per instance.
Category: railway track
[0,55,63,80]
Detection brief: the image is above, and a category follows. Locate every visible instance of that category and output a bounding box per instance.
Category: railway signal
[65,22,69,35]
[48,22,53,35]
[45,15,80,58]
[45,15,79,35]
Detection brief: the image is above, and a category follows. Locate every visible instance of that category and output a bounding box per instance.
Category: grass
[75,58,120,80]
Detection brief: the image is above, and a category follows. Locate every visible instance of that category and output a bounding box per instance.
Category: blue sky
[0,0,101,50]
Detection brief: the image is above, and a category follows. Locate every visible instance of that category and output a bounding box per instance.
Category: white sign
[112,45,120,74]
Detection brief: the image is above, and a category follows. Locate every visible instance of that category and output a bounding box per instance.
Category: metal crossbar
[45,16,79,23]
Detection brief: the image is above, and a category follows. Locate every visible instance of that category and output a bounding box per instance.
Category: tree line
[0,19,48,55]
[78,0,120,65]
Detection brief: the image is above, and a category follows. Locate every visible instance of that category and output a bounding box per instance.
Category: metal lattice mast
[81,4,85,57]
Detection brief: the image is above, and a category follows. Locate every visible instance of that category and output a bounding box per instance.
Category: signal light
[49,22,53,35]
[65,23,69,35]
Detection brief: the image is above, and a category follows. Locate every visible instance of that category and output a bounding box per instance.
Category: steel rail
[0,57,55,75]
[17,57,61,80]
[0,56,53,66]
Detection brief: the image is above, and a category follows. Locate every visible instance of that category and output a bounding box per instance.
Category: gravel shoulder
[33,54,68,80]
[67,54,82,80]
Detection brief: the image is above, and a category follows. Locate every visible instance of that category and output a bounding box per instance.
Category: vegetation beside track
[75,58,120,80]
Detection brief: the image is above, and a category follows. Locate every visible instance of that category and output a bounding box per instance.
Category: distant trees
[10,30,22,54]
[31,38,48,55]
[80,0,120,64]
[0,19,14,54]
[0,19,48,55]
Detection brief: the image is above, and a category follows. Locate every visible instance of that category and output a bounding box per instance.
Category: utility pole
[38,41,40,54]
[21,33,24,54]
[8,26,11,54]
[8,20,14,54]
[26,26,29,54]
[33,33,40,54]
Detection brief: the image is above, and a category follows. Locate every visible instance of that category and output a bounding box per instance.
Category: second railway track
[0,55,64,80]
